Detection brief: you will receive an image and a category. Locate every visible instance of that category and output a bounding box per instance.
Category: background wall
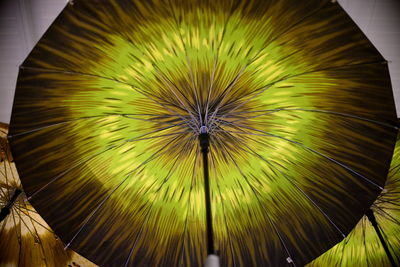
[0,0,399,123]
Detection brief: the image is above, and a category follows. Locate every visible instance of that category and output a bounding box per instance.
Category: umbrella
[0,123,97,267]
[8,0,398,266]
[307,129,400,267]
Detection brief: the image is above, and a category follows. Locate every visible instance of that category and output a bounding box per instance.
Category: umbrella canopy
[0,123,97,267]
[8,0,398,266]
[308,130,400,267]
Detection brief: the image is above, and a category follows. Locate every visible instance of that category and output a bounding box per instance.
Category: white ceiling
[0,0,399,123]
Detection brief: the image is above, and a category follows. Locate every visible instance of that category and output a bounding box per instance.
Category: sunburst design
[8,0,398,266]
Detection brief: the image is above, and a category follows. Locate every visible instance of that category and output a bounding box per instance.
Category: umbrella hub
[200,125,208,134]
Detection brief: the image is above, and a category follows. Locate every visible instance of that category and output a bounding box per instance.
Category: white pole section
[204,254,220,267]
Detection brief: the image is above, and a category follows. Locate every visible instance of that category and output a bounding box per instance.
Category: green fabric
[308,132,400,266]
[9,0,397,266]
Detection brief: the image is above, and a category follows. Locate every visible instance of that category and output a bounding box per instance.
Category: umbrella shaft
[0,188,22,223]
[199,133,215,255]
[366,209,398,267]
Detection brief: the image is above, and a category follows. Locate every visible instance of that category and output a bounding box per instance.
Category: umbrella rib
[1,154,11,201]
[210,84,273,128]
[207,64,248,128]
[123,206,153,267]
[152,165,178,192]
[10,207,21,245]
[129,84,192,115]
[215,183,237,267]
[219,59,389,122]
[179,147,200,267]
[376,208,400,226]
[152,64,196,110]
[14,205,50,267]
[19,66,197,132]
[223,108,398,130]
[125,138,197,266]
[168,1,203,128]
[220,122,384,190]
[152,64,199,125]
[26,131,177,201]
[6,152,19,194]
[112,31,201,128]
[64,170,136,249]
[0,183,9,203]
[226,130,346,237]
[374,198,399,207]
[206,0,330,120]
[8,114,188,138]
[376,199,400,207]
[205,3,236,127]
[273,168,346,237]
[222,146,297,266]
[125,130,189,143]
[378,223,398,258]
[362,219,371,267]
[245,0,331,68]
[125,131,192,144]
[103,36,199,116]
[13,205,54,233]
[185,53,203,125]
[10,208,23,267]
[123,114,189,126]
[26,129,185,201]
[109,32,192,110]
[167,0,202,125]
[338,233,350,267]
[31,224,50,267]
[20,65,137,88]
[65,133,185,249]
[389,163,400,174]
[205,57,218,127]
[0,211,8,236]
[210,132,235,163]
[132,86,199,132]
[96,33,196,116]
[13,207,37,241]
[152,145,188,194]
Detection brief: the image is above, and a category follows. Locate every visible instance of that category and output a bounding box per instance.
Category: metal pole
[365,209,398,267]
[199,129,215,255]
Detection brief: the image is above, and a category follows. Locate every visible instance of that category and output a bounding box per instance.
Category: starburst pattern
[8,0,398,266]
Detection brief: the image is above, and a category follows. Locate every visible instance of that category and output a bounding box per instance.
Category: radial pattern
[0,123,97,267]
[308,131,400,266]
[8,0,398,266]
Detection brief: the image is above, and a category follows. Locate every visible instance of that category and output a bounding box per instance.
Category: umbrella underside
[308,131,400,267]
[0,123,97,267]
[8,0,398,266]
